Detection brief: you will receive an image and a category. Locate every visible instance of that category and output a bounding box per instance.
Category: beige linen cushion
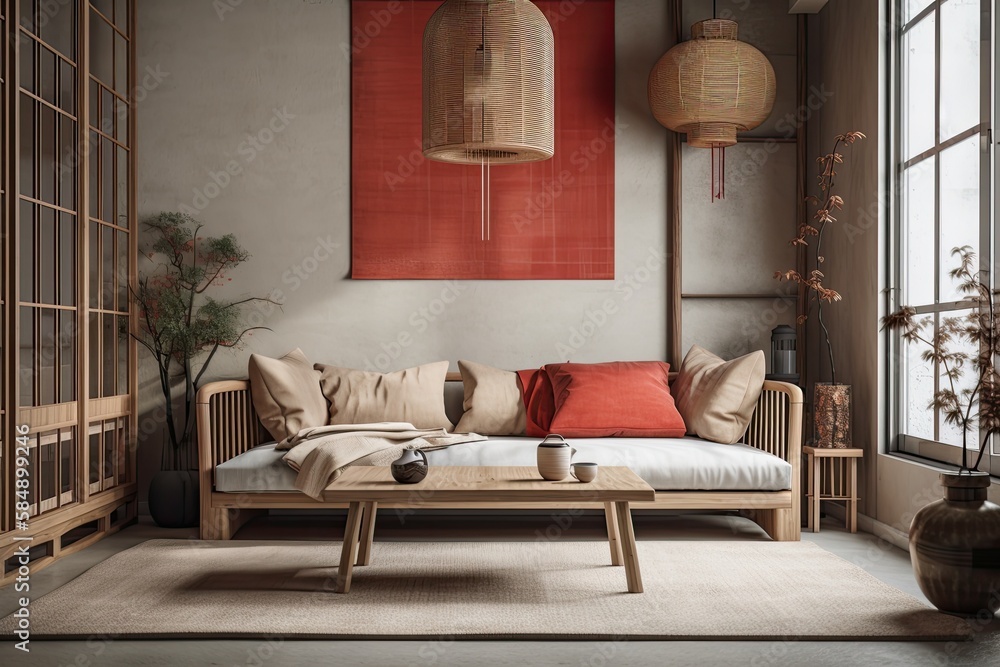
[454,360,527,435]
[248,348,329,442]
[315,361,453,430]
[673,345,766,445]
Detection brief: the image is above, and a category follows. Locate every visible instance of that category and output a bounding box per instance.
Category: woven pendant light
[648,19,776,199]
[422,0,555,165]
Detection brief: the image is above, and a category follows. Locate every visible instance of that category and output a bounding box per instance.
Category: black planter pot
[148,470,200,528]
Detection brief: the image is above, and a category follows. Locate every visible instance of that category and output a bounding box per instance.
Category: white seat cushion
[215,436,791,493]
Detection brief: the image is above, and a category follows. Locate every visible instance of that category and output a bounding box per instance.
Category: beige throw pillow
[454,360,527,435]
[315,361,453,430]
[673,346,766,445]
[248,348,329,442]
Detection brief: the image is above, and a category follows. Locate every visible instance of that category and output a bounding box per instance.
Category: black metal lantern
[767,325,799,384]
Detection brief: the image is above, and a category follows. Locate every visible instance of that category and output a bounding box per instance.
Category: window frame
[888,0,996,473]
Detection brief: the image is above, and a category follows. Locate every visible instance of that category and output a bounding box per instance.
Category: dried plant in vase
[881,246,1000,617]
[775,131,865,447]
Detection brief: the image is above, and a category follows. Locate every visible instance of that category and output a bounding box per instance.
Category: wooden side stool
[804,446,864,533]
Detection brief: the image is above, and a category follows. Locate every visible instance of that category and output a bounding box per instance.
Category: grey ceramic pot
[909,472,1000,616]
[391,449,428,484]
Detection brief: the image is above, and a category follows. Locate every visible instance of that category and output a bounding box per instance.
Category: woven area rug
[0,539,971,640]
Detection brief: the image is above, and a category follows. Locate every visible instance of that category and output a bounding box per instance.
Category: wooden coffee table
[322,466,655,594]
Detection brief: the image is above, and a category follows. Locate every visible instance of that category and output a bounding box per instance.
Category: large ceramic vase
[813,383,851,448]
[148,470,200,528]
[909,472,1000,616]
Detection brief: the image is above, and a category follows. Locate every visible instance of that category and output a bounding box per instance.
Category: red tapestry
[350,0,615,280]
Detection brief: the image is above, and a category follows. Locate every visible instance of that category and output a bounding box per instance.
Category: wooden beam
[667,0,683,366]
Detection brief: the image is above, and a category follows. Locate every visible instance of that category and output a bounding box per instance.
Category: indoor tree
[131,212,275,470]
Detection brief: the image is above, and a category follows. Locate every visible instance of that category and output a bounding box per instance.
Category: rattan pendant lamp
[422,0,555,238]
[648,16,776,200]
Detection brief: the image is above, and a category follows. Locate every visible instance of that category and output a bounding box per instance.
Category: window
[890,0,995,471]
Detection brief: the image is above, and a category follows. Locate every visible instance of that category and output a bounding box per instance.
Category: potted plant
[882,246,1000,616]
[775,131,865,448]
[131,212,274,527]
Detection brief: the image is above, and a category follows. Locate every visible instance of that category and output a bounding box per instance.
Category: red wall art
[350,0,616,280]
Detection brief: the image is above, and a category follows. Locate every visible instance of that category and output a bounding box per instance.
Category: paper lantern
[648,19,776,198]
[422,0,555,165]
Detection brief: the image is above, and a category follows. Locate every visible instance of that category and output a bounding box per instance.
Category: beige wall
[136,0,798,498]
[807,0,999,529]
[805,0,883,517]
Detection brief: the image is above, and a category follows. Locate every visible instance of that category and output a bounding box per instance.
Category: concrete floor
[1,511,997,667]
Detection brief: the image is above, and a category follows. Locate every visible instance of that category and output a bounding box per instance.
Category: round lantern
[648,19,775,147]
[422,0,555,165]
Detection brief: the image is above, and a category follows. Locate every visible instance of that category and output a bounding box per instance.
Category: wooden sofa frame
[196,377,803,541]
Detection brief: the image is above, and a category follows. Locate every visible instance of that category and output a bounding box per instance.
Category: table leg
[604,501,623,566]
[614,501,642,593]
[811,454,821,533]
[336,501,364,594]
[848,459,858,534]
[356,501,378,566]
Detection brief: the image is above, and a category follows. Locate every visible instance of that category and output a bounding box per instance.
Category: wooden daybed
[195,376,803,542]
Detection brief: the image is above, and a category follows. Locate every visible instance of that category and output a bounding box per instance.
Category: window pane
[89,222,100,308]
[903,159,935,305]
[59,116,76,210]
[89,312,100,398]
[20,96,36,197]
[117,230,129,309]
[19,201,35,302]
[39,104,57,203]
[902,13,935,160]
[61,430,75,497]
[89,11,114,88]
[39,206,56,304]
[89,427,101,484]
[904,0,934,24]
[38,45,56,106]
[904,321,935,440]
[938,136,980,302]
[19,307,35,406]
[59,310,76,402]
[39,0,75,59]
[39,308,56,405]
[115,33,128,94]
[103,313,115,396]
[940,0,981,141]
[59,60,75,114]
[118,314,128,394]
[938,310,979,448]
[102,224,115,309]
[59,213,76,306]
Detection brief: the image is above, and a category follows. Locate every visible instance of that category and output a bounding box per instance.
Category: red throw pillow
[517,368,556,437]
[544,361,687,437]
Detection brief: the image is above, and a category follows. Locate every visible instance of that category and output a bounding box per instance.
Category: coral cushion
[517,368,556,437]
[544,361,687,438]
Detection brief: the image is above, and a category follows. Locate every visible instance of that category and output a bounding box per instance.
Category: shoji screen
[0,0,136,582]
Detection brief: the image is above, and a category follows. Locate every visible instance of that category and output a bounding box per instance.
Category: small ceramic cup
[571,462,599,483]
